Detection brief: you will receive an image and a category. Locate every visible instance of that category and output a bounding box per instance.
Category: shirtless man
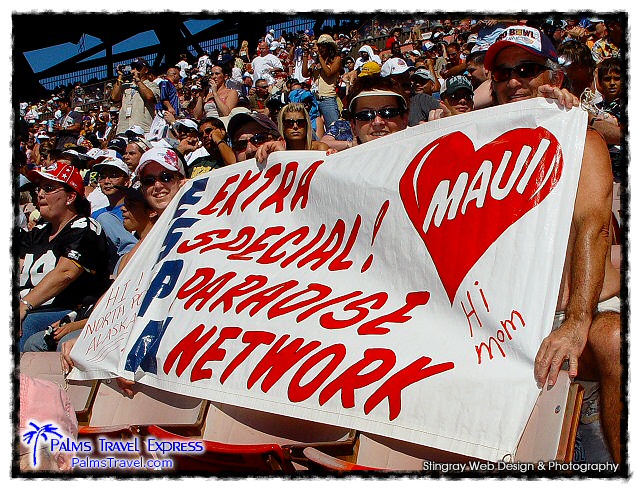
[485,26,621,463]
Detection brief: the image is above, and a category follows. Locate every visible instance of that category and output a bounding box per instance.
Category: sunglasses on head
[140,171,177,187]
[232,132,272,151]
[491,62,550,83]
[352,107,405,121]
[283,118,307,129]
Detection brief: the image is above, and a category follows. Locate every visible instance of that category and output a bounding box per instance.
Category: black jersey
[19,215,112,310]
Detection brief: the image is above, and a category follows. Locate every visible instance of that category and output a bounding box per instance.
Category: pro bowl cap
[484,26,557,71]
[358,61,382,77]
[227,111,280,141]
[380,57,410,77]
[136,146,185,177]
[440,75,474,97]
[92,157,131,177]
[27,161,85,195]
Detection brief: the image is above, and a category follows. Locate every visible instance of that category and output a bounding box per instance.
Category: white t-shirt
[186,146,209,165]
[197,55,212,76]
[177,60,191,78]
[252,54,283,85]
[86,186,110,214]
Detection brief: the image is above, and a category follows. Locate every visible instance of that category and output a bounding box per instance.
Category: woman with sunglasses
[136,146,187,215]
[193,63,239,120]
[277,103,330,152]
[19,162,111,351]
[346,75,408,145]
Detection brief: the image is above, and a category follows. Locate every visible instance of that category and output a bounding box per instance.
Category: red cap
[27,161,85,195]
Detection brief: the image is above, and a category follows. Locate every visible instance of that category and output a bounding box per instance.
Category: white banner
[69,98,587,461]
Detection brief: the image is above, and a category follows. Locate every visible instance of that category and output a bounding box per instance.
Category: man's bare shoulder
[581,127,612,173]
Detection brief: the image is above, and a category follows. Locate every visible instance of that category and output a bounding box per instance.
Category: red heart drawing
[399,128,563,305]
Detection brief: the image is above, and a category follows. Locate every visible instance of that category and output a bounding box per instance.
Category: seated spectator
[594,57,623,182]
[45,184,159,353]
[354,45,381,72]
[591,20,621,64]
[90,157,138,274]
[288,81,323,138]
[166,117,201,165]
[20,162,111,351]
[52,96,83,151]
[409,67,439,96]
[193,63,239,119]
[136,146,187,215]
[385,27,403,50]
[340,57,357,96]
[440,42,467,79]
[277,103,330,152]
[407,68,440,126]
[465,50,490,88]
[429,75,475,120]
[227,111,284,162]
[346,74,408,145]
[557,40,596,98]
[122,136,152,174]
[187,117,236,178]
[248,78,272,116]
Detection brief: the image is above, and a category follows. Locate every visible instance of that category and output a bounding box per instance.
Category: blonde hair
[278,103,313,150]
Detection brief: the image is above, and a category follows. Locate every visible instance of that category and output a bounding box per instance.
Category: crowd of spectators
[15,15,625,466]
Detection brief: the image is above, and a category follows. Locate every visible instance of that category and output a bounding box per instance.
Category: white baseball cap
[92,157,131,177]
[380,57,411,77]
[136,146,185,177]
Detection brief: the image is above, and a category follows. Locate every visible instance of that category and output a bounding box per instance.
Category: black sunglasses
[198,127,219,138]
[445,90,474,103]
[492,62,550,83]
[140,171,177,187]
[352,107,405,121]
[283,118,307,129]
[232,133,273,151]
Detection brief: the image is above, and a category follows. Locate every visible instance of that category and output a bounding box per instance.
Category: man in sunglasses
[186,117,236,178]
[486,25,622,464]
[227,111,284,163]
[135,146,187,215]
[345,75,408,145]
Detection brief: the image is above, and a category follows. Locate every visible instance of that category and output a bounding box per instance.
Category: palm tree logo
[22,421,63,468]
